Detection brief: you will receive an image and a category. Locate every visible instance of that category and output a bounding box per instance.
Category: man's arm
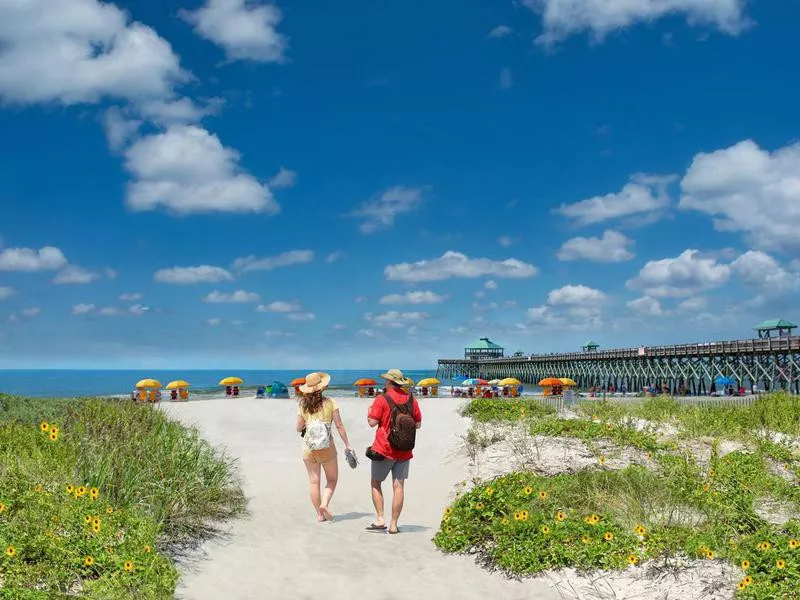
[367,397,382,428]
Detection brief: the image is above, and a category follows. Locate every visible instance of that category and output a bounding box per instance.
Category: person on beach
[365,368,422,534]
[296,372,353,522]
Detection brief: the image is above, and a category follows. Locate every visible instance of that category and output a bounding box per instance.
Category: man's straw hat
[380,368,413,386]
[299,372,331,394]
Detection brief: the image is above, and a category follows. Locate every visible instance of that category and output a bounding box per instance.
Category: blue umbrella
[715,376,735,386]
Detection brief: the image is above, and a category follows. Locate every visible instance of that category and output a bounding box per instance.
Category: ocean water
[0,369,449,398]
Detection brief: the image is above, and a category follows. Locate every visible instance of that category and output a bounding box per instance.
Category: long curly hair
[300,390,326,414]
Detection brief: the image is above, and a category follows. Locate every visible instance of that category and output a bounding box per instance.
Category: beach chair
[467,387,474,397]
[147,390,157,403]
[179,389,189,401]
[226,386,232,397]
[233,386,239,397]
[421,387,428,396]
[170,390,178,401]
[256,386,266,398]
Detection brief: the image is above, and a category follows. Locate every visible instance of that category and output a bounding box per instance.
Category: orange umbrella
[354,378,377,386]
[538,378,563,386]
[290,377,306,386]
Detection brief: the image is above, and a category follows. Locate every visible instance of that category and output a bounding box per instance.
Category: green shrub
[0,396,246,597]
[460,397,555,422]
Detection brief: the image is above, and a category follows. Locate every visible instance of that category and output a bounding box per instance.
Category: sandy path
[162,396,561,600]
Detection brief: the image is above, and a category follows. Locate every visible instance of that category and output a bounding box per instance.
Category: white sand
[161,396,563,600]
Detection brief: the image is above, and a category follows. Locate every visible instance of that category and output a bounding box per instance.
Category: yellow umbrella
[166,380,191,390]
[219,376,244,386]
[135,378,162,389]
[499,377,521,386]
[559,378,577,386]
[418,378,441,386]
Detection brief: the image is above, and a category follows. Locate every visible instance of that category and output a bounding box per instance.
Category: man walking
[365,368,422,534]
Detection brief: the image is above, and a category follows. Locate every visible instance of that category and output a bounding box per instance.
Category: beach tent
[268,381,290,398]
[165,380,190,401]
[135,378,162,402]
[290,377,306,397]
[539,377,564,397]
[354,378,378,398]
[220,376,243,397]
[417,377,441,397]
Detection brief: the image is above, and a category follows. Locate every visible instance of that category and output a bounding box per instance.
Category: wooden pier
[436,336,800,394]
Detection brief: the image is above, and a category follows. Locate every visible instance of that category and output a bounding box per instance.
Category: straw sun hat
[380,368,413,386]
[299,372,331,394]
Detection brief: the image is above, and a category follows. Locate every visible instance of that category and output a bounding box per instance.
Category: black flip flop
[365,523,386,531]
[388,528,399,534]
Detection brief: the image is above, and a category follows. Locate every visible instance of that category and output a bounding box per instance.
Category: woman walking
[296,372,352,522]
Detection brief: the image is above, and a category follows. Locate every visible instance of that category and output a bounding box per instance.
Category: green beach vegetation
[0,393,246,598]
[436,393,800,598]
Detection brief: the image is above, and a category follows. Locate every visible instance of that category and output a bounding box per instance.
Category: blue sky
[1,0,800,369]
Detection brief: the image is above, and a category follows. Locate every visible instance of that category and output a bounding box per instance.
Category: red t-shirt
[368,387,422,461]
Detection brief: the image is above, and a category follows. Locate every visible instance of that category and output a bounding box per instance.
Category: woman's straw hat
[298,372,331,394]
[380,368,412,386]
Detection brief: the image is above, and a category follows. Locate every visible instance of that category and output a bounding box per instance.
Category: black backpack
[384,393,417,451]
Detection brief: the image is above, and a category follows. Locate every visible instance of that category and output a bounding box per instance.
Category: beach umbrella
[538,378,562,386]
[353,378,377,386]
[135,378,162,389]
[165,380,190,390]
[499,377,521,386]
[559,378,577,386]
[219,376,244,386]
[418,377,441,386]
[290,377,306,387]
[487,379,501,385]
[462,378,488,386]
[715,376,735,386]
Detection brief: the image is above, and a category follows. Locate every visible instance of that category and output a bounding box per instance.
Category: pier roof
[754,319,796,330]
[466,337,503,349]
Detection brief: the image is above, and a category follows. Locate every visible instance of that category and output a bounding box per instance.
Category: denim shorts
[371,458,410,482]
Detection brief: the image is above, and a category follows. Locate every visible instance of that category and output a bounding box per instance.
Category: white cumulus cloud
[487,25,513,38]
[680,139,800,255]
[53,265,101,284]
[379,291,447,305]
[124,125,278,215]
[547,284,606,306]
[232,249,313,273]
[0,246,67,271]
[257,300,301,312]
[365,311,429,328]
[554,174,675,226]
[627,296,665,316]
[626,249,731,297]
[0,0,187,105]
[154,265,234,284]
[353,186,425,234]
[268,167,297,189]
[181,0,288,63]
[286,311,315,321]
[71,303,96,315]
[385,251,537,282]
[202,289,260,303]
[557,230,635,262]
[525,0,750,47]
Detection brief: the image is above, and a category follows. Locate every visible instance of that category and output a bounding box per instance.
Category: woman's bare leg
[303,459,324,521]
[319,457,339,520]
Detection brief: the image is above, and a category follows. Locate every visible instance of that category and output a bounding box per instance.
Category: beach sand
[162,396,563,600]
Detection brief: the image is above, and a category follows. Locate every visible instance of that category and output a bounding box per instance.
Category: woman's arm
[332,409,350,449]
[296,414,306,433]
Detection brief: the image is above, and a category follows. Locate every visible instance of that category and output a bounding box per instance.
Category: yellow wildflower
[705,550,715,560]
[555,511,566,522]
[66,484,74,494]
[124,560,134,572]
[538,490,548,500]
[519,510,529,521]
[603,531,614,541]
[598,455,606,465]
[741,560,750,569]
[76,486,87,497]
[789,539,799,550]
[0,502,5,513]
[777,559,786,569]
[627,555,638,565]
[5,545,16,557]
[49,431,58,442]
[485,486,494,496]
[106,507,114,514]
[581,535,591,544]
[144,544,151,553]
[475,502,485,510]
[523,486,533,496]
[758,541,771,551]
[634,525,646,536]
[541,525,550,535]
[743,576,753,586]
[84,556,94,566]
[84,514,92,524]
[34,484,43,493]
[90,488,99,500]
[40,421,49,432]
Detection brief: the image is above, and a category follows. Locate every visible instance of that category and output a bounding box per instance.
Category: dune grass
[437,393,800,598]
[0,394,246,598]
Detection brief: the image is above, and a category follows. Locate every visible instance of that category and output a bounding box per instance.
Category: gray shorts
[371,458,411,482]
